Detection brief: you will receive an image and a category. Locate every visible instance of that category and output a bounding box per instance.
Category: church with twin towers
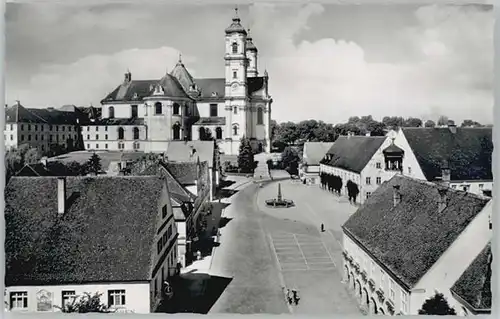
[88,8,272,155]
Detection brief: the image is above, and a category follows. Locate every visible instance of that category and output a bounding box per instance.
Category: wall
[6,282,150,313]
[102,103,146,119]
[4,123,18,150]
[195,102,226,118]
[176,220,187,267]
[343,234,410,314]
[392,130,428,180]
[449,181,493,196]
[410,201,492,315]
[82,125,147,151]
[343,234,409,315]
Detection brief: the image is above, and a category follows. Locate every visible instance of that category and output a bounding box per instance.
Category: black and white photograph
[3,1,494,317]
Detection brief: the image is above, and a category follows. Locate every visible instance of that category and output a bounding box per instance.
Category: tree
[24,148,42,164]
[85,153,102,175]
[66,161,88,176]
[281,146,301,176]
[346,180,360,203]
[200,128,214,141]
[424,120,436,128]
[418,292,456,315]
[403,117,423,128]
[55,292,114,313]
[461,119,483,127]
[437,116,449,127]
[237,136,255,173]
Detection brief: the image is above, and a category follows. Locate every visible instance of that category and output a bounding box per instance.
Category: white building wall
[82,125,146,152]
[176,220,187,267]
[449,181,493,196]
[319,164,361,196]
[393,130,428,179]
[410,201,492,315]
[6,282,151,313]
[195,102,226,118]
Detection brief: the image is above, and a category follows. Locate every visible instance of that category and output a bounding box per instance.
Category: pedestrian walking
[286,289,293,305]
[292,289,300,305]
[321,223,325,232]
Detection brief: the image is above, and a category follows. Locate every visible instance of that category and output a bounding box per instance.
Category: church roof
[246,30,258,52]
[170,59,196,93]
[343,175,491,289]
[225,10,247,35]
[157,73,192,99]
[402,127,493,181]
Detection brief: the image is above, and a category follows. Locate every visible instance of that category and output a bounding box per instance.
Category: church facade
[82,10,272,155]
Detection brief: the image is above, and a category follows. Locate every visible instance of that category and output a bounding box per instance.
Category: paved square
[270,232,336,271]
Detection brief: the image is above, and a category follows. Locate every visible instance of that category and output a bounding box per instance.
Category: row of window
[154,248,178,297]
[157,224,174,255]
[107,103,187,119]
[8,124,75,132]
[365,177,382,185]
[87,142,140,150]
[375,162,412,174]
[9,290,126,310]
[209,104,265,125]
[14,134,77,143]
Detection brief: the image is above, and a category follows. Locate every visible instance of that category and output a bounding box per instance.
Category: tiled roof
[170,61,195,93]
[164,162,199,185]
[402,127,493,181]
[5,104,79,125]
[246,35,258,52]
[323,136,387,173]
[16,164,57,177]
[166,140,215,167]
[194,78,226,99]
[5,176,165,286]
[303,142,335,166]
[451,242,492,311]
[101,80,155,103]
[194,117,226,126]
[248,77,266,95]
[86,118,144,126]
[157,74,192,99]
[342,175,490,289]
[225,16,247,34]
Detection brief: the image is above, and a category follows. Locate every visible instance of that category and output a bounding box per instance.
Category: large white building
[83,9,272,156]
[342,175,492,316]
[5,176,179,313]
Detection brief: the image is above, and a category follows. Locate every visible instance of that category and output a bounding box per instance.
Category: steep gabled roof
[322,136,387,173]
[193,78,226,99]
[303,142,335,166]
[402,127,493,181]
[163,162,199,185]
[451,242,492,312]
[343,175,490,289]
[5,176,165,286]
[170,60,195,93]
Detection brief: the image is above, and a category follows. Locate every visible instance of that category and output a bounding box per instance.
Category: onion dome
[246,29,258,52]
[225,7,247,35]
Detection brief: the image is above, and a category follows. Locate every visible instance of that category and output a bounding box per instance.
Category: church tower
[245,29,258,78]
[224,7,248,154]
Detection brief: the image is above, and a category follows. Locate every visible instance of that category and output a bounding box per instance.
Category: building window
[233,106,237,114]
[105,134,108,140]
[10,134,13,141]
[376,162,381,169]
[257,107,264,125]
[86,134,90,140]
[162,205,168,219]
[451,185,457,189]
[96,134,99,140]
[118,142,124,150]
[462,185,470,192]
[167,224,172,238]
[157,239,163,254]
[479,184,484,189]
[386,279,395,304]
[215,127,223,140]
[173,103,180,115]
[366,177,371,185]
[96,144,99,149]
[172,124,181,140]
[133,127,140,140]
[380,269,386,289]
[41,135,44,141]
[400,290,408,314]
[105,144,108,149]
[48,125,52,131]
[408,167,412,174]
[376,177,381,185]
[210,104,218,117]
[233,125,238,136]
[108,290,125,307]
[87,127,89,131]
[87,144,90,149]
[62,291,76,308]
[95,126,98,132]
[34,125,38,131]
[10,291,28,309]
[68,126,71,132]
[108,106,115,118]
[105,126,108,132]
[9,124,13,130]
[62,126,65,131]
[118,127,124,140]
[233,71,237,79]
[155,102,162,115]
[232,42,238,54]
[35,135,38,141]
[28,124,31,130]
[366,192,371,199]
[131,105,138,118]
[28,135,31,141]
[49,135,52,142]
[20,124,24,130]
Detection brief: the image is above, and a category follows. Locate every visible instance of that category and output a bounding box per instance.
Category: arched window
[232,42,238,54]
[257,107,264,125]
[199,126,206,140]
[108,106,115,119]
[173,123,181,140]
[133,127,139,140]
[173,103,180,115]
[215,127,223,140]
[118,127,124,140]
[155,102,162,115]
[233,125,238,136]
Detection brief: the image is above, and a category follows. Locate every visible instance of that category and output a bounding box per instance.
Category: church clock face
[231,83,238,91]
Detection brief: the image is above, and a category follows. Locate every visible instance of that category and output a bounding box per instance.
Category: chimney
[447,120,457,134]
[57,177,66,215]
[438,188,448,212]
[441,160,451,185]
[393,185,401,207]
[124,70,132,83]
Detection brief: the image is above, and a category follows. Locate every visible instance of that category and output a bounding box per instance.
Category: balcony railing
[368,279,376,292]
[376,289,385,302]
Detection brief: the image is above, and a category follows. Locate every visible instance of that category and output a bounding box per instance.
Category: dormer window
[232,42,238,54]
[211,92,218,97]
[383,139,404,172]
[132,92,139,100]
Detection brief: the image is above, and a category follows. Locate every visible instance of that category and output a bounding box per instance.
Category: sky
[5,2,494,124]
